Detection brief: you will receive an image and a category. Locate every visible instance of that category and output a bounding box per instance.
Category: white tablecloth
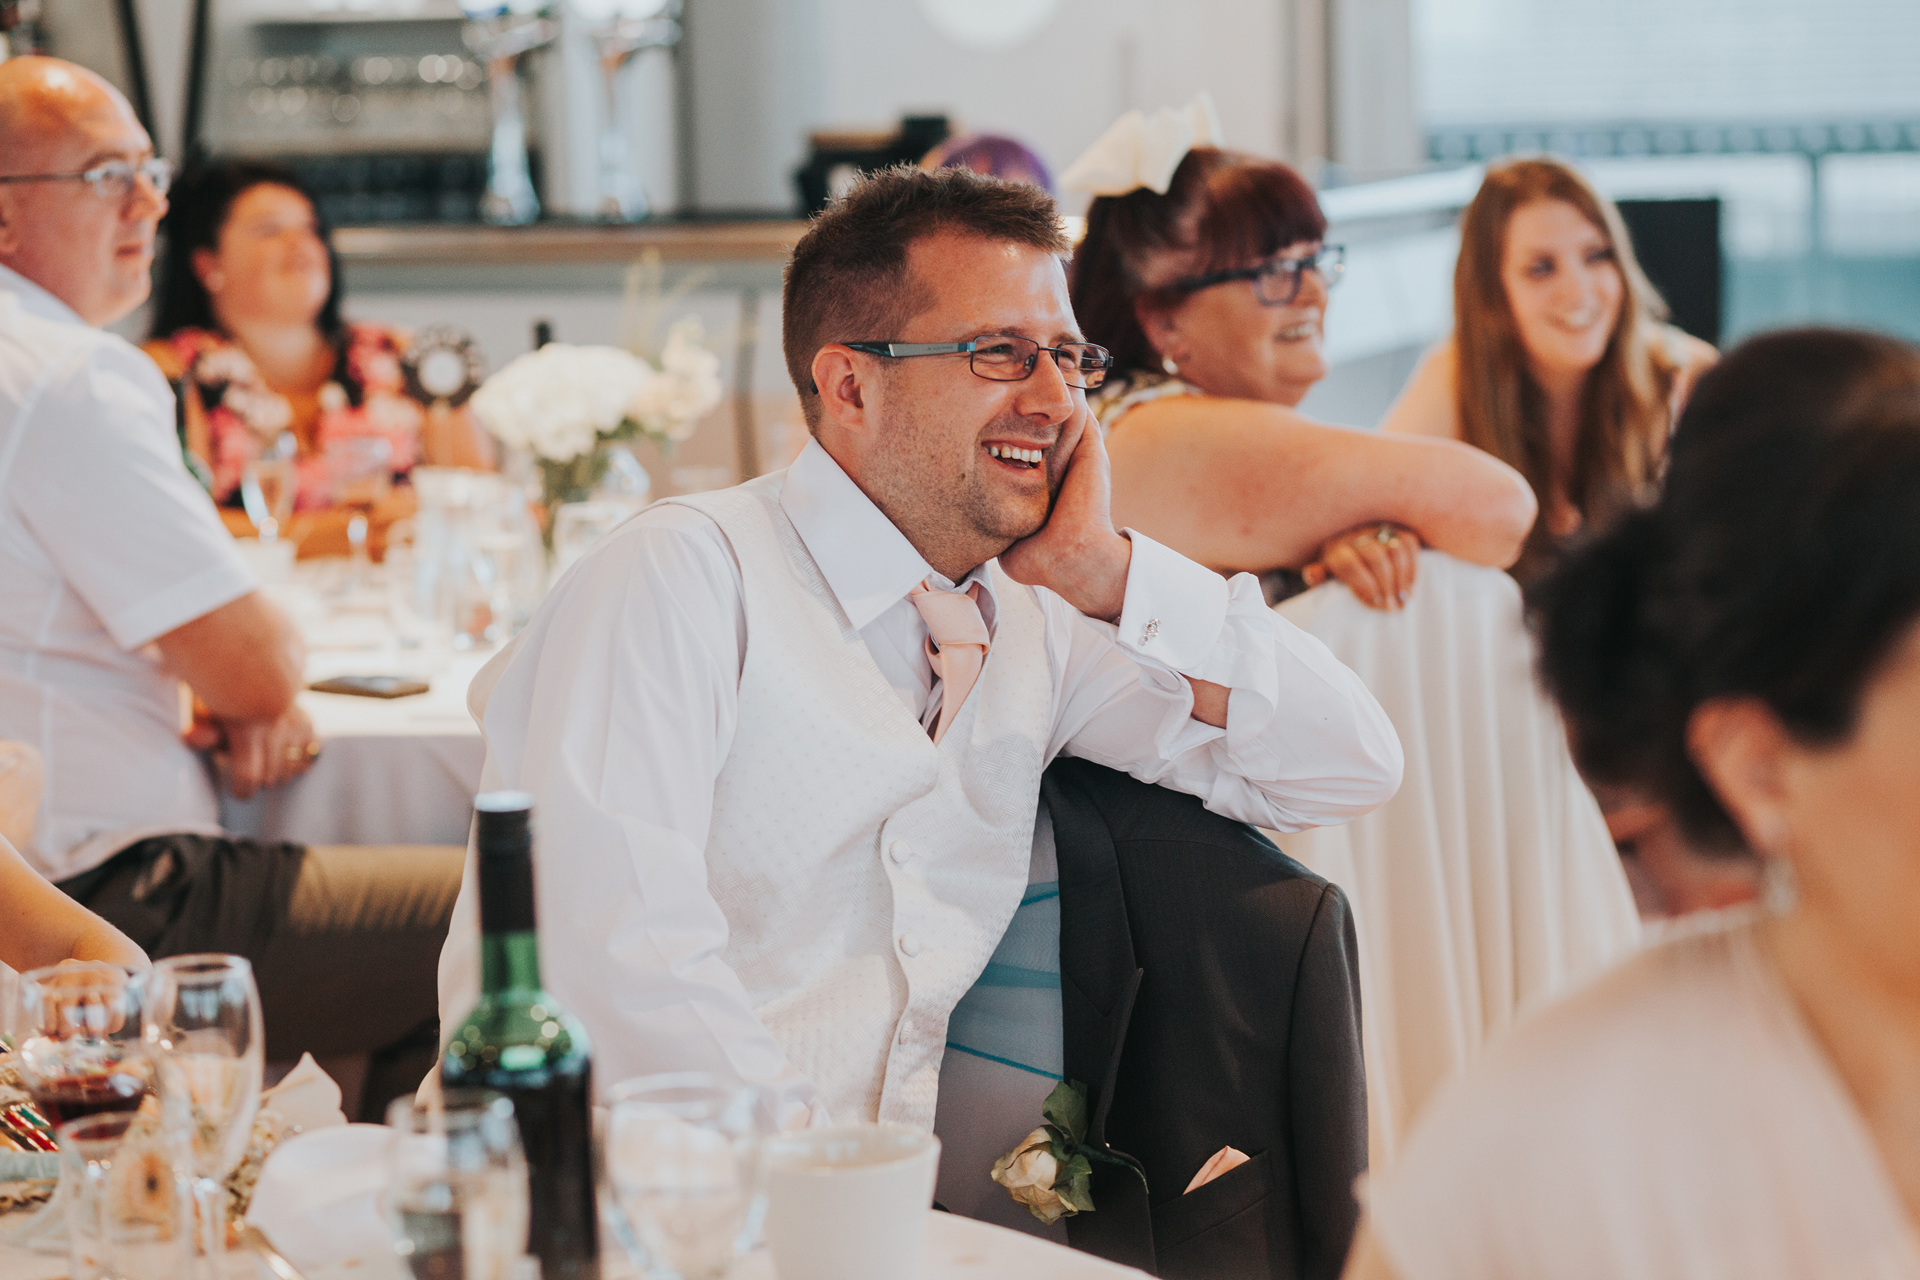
[0,1211,1148,1280]
[215,567,491,848]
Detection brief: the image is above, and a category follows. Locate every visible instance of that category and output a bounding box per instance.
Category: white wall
[687,0,1291,214]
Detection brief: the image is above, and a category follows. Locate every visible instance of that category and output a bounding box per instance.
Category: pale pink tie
[908,579,991,744]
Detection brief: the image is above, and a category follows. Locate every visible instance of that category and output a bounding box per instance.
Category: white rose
[990,1128,1072,1225]
[472,343,653,462]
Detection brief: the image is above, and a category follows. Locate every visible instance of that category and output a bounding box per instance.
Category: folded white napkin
[263,1053,349,1136]
[1059,93,1223,197]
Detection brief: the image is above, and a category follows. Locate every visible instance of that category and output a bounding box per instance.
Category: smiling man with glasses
[438,162,1401,1181]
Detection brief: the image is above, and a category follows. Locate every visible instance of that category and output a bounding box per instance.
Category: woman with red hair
[1066,113,1641,1168]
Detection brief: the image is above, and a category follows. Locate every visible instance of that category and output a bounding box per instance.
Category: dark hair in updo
[150,158,344,344]
[1532,328,1920,853]
[1070,147,1326,377]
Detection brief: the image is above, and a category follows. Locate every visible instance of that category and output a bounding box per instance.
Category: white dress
[1367,915,1920,1280]
[1095,378,1642,1169]
[1274,555,1640,1168]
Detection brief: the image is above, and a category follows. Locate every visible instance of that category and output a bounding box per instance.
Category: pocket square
[1184,1144,1250,1193]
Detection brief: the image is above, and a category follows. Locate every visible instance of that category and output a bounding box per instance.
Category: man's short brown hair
[782,164,1069,431]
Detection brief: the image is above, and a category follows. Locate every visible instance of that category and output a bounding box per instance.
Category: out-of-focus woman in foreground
[1348,329,1920,1280]
[1380,156,1716,583]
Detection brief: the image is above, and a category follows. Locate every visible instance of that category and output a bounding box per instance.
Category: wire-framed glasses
[846,335,1114,390]
[1167,244,1346,307]
[0,156,174,202]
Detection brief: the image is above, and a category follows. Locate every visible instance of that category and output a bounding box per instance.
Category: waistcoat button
[889,840,913,865]
[898,933,922,958]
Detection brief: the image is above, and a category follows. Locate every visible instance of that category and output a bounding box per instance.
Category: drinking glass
[326,436,395,512]
[239,457,296,542]
[58,1110,193,1280]
[15,964,151,1127]
[550,501,634,578]
[143,955,263,1269]
[384,1090,530,1280]
[605,1073,770,1280]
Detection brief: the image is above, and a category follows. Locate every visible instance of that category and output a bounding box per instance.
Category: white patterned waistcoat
[668,473,1054,1131]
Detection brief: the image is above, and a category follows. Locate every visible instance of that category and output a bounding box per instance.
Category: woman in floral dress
[145,160,492,552]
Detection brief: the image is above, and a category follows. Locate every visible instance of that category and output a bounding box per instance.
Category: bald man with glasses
[0,57,462,1118]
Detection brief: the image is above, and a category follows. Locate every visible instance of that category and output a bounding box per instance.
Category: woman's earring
[1161,355,1180,376]
[1761,856,1799,916]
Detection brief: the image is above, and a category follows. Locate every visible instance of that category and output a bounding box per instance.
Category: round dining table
[215,561,493,849]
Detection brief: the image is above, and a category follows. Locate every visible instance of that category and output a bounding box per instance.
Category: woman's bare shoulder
[1378,338,1461,439]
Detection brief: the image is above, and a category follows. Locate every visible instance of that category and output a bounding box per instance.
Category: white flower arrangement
[468,318,725,529]
[469,342,657,464]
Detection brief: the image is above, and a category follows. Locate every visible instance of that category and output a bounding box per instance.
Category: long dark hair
[1069,148,1326,379]
[150,158,345,344]
[1532,328,1920,853]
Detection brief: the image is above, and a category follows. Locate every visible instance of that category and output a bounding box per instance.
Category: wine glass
[605,1073,770,1280]
[58,1110,194,1280]
[143,955,263,1268]
[384,1091,529,1280]
[14,964,151,1127]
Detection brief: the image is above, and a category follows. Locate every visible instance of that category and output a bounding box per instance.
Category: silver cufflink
[1139,618,1160,645]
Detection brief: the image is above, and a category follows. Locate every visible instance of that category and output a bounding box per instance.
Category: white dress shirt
[0,265,256,880]
[445,439,1401,1123]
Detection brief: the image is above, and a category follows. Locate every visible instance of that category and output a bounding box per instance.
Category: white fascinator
[1059,92,1224,198]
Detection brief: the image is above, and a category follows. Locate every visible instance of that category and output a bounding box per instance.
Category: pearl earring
[1161,355,1180,376]
[1761,856,1799,916]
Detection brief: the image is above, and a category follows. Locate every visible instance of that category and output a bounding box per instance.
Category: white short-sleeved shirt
[0,266,256,880]
[1368,913,1920,1280]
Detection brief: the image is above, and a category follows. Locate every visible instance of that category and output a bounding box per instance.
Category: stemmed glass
[605,1073,770,1280]
[3,964,150,1249]
[143,955,264,1271]
[384,1091,529,1280]
[14,964,151,1128]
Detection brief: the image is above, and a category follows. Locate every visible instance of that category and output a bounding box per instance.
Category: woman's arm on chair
[0,838,148,972]
[1105,391,1537,574]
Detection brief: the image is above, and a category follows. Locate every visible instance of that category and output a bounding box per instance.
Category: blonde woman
[1381,156,1717,581]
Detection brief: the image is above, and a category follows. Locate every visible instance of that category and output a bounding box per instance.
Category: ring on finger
[1373,524,1400,547]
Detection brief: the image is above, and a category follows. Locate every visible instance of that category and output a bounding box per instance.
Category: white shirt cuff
[1112,529,1230,674]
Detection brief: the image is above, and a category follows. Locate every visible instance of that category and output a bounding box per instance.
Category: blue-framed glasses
[1167,244,1346,307]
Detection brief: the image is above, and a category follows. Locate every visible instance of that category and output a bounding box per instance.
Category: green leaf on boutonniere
[1041,1079,1089,1145]
[1060,1152,1096,1213]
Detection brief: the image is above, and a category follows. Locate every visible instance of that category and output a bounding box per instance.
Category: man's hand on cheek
[998,416,1132,622]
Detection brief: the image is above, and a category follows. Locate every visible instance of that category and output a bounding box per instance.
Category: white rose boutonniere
[990,1079,1147,1224]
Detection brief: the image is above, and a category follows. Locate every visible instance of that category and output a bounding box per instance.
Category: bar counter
[335,218,807,292]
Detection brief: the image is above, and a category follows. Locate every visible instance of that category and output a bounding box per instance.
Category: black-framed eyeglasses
[0,157,174,202]
[847,335,1114,390]
[1167,244,1346,307]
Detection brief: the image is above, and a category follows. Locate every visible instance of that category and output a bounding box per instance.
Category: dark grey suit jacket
[1044,757,1367,1280]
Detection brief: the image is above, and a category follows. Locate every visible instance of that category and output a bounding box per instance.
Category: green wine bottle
[442,792,600,1280]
